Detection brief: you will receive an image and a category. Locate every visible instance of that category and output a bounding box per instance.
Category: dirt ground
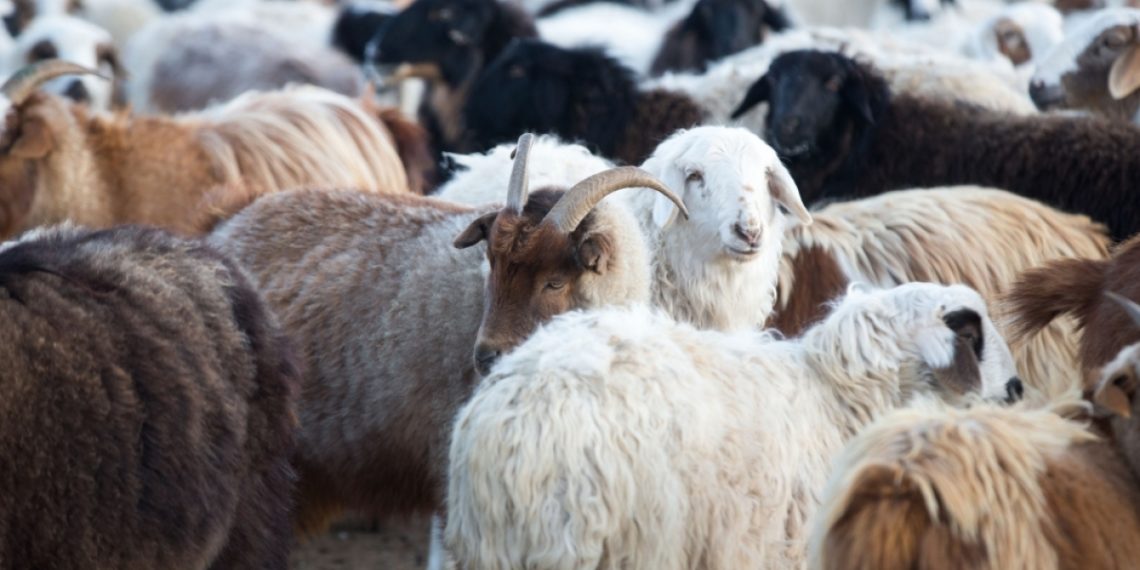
[290,514,432,570]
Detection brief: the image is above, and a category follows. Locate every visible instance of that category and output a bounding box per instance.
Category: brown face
[993,18,1031,67]
[454,190,613,376]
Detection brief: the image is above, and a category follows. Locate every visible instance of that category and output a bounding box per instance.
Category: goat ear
[1110,44,1140,100]
[731,74,769,119]
[767,163,811,225]
[7,114,54,159]
[577,232,614,274]
[454,212,498,249]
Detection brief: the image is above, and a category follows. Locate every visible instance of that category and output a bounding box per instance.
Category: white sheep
[445,281,1022,570]
[5,15,121,110]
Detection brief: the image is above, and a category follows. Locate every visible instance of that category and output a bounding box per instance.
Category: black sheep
[332,2,395,63]
[465,39,704,164]
[649,0,791,76]
[732,49,1140,242]
[368,0,538,154]
[0,226,300,569]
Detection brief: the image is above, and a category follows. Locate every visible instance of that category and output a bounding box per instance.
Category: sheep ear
[731,74,769,119]
[576,232,614,274]
[767,164,811,225]
[1110,45,1140,100]
[454,212,498,249]
[1094,372,1136,418]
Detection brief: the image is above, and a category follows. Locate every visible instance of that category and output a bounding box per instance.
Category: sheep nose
[1005,377,1024,403]
[63,80,90,103]
[1028,80,1064,110]
[473,344,501,376]
[733,223,761,247]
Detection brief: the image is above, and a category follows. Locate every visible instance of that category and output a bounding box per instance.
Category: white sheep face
[10,15,117,111]
[839,282,1021,405]
[1032,8,1140,107]
[639,126,811,263]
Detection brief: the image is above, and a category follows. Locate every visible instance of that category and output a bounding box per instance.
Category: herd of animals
[9,0,1140,568]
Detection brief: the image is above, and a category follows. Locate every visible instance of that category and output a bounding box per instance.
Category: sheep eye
[1103,30,1130,49]
[509,65,525,78]
[544,280,565,291]
[825,76,842,92]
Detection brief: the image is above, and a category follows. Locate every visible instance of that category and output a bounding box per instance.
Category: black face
[368,0,499,86]
[733,51,875,161]
[464,40,636,156]
[332,5,394,63]
[690,0,790,63]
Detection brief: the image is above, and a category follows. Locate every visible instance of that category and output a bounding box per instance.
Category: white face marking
[10,16,116,110]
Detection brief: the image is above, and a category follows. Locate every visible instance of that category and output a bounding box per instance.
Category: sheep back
[0,225,300,569]
[810,403,1140,570]
[209,189,491,533]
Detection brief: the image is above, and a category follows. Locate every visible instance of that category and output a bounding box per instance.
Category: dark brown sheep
[0,225,300,569]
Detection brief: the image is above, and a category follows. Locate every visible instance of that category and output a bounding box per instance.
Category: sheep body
[809,401,1140,570]
[446,282,1018,569]
[124,5,361,113]
[0,84,415,239]
[770,186,1110,402]
[0,224,299,569]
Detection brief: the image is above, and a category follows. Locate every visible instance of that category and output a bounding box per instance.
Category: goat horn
[1107,291,1140,329]
[505,133,534,214]
[543,166,689,234]
[2,60,106,107]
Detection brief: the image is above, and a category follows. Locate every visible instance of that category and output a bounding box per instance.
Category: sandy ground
[290,514,431,570]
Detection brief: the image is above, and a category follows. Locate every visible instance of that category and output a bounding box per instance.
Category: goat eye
[1104,31,1130,49]
[685,171,703,185]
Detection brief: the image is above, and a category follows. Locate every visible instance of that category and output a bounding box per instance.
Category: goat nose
[1005,377,1024,403]
[733,223,761,247]
[63,80,90,103]
[473,344,502,376]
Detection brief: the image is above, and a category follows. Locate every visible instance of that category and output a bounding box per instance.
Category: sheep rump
[0,225,300,569]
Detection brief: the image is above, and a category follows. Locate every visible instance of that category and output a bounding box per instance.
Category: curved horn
[505,133,534,214]
[543,166,689,234]
[1107,291,1140,329]
[2,60,106,107]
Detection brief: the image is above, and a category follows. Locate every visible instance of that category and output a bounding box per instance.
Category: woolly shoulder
[809,402,1094,570]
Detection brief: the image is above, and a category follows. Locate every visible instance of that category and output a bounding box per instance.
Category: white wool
[626,126,809,331]
[961,2,1065,69]
[436,135,615,206]
[74,0,161,50]
[6,15,118,111]
[446,282,1019,570]
[647,26,1032,137]
[537,0,696,75]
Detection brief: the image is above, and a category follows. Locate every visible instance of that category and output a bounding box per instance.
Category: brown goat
[453,134,688,375]
[810,402,1140,570]
[0,60,419,240]
[209,133,684,535]
[1008,234,1140,390]
[0,225,300,569]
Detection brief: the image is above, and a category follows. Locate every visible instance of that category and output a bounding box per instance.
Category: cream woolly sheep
[768,187,1111,403]
[210,134,685,534]
[437,135,615,206]
[445,282,1023,570]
